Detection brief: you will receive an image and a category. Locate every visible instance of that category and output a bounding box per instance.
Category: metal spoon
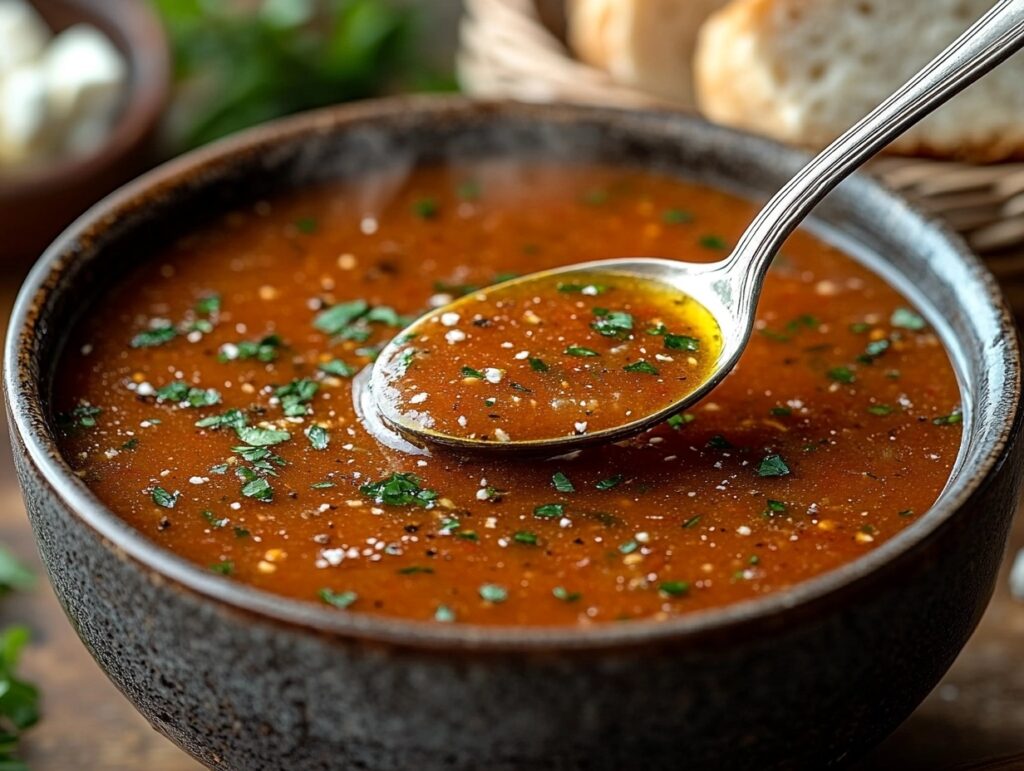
[366,0,1024,455]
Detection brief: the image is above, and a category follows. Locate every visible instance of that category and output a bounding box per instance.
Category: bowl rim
[0,0,170,195]
[6,95,1022,652]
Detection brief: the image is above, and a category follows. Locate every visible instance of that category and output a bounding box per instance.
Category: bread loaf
[695,0,1024,162]
[568,0,729,110]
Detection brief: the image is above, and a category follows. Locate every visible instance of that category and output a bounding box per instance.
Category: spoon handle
[724,0,1024,291]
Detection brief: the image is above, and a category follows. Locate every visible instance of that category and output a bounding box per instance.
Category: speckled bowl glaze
[5,98,1024,771]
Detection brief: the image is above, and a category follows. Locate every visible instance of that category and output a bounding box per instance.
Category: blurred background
[0,1,1022,769]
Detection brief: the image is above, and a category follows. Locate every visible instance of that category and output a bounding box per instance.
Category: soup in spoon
[373,271,722,445]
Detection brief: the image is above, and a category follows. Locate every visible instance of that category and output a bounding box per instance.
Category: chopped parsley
[891,307,926,331]
[461,366,484,379]
[234,425,290,447]
[306,425,329,450]
[195,408,248,430]
[590,309,634,338]
[397,565,434,575]
[859,338,890,363]
[57,403,102,429]
[757,454,791,477]
[552,586,581,602]
[151,487,178,509]
[534,503,564,519]
[156,381,221,408]
[664,333,700,352]
[624,360,659,375]
[202,510,228,529]
[557,282,607,295]
[764,499,787,517]
[595,474,623,490]
[667,413,694,429]
[932,411,963,426]
[698,234,727,250]
[318,588,357,609]
[360,473,438,508]
[658,580,690,597]
[478,584,508,603]
[662,208,693,224]
[412,197,439,220]
[867,404,894,416]
[513,531,538,545]
[564,345,599,357]
[209,561,234,575]
[241,477,273,502]
[551,472,575,493]
[682,515,702,529]
[827,366,855,384]
[220,335,281,363]
[529,357,549,373]
[770,406,792,417]
[131,325,176,348]
[275,378,318,417]
[319,359,357,377]
[434,604,456,622]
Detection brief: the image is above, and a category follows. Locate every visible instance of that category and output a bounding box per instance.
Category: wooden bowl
[5,98,1024,770]
[0,0,170,267]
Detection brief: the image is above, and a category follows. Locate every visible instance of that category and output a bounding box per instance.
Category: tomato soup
[53,163,963,626]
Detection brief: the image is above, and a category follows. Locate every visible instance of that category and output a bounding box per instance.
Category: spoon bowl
[367,257,745,454]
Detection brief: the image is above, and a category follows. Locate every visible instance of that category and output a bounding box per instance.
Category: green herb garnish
[307,425,329,451]
[757,454,791,477]
[591,309,633,338]
[551,472,575,493]
[658,581,690,597]
[596,474,623,490]
[552,586,581,602]
[624,360,659,375]
[151,487,178,509]
[234,425,290,447]
[827,366,855,384]
[360,473,438,508]
[564,346,600,358]
[318,588,357,609]
[131,325,176,348]
[534,503,564,519]
[891,308,926,331]
[479,584,508,603]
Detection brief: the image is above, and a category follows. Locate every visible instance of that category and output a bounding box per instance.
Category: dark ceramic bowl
[5,98,1024,770]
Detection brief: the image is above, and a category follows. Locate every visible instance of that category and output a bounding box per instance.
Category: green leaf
[624,360,659,375]
[757,454,791,478]
[891,307,926,331]
[699,235,727,250]
[564,345,600,358]
[478,584,507,603]
[590,310,633,338]
[318,588,357,609]
[827,366,855,384]
[595,474,623,490]
[552,586,581,602]
[664,334,700,352]
[412,197,439,220]
[534,503,564,519]
[529,357,549,373]
[434,604,456,622]
[867,404,894,416]
[235,425,290,447]
[513,531,538,545]
[461,366,484,379]
[314,299,369,335]
[131,325,176,348]
[360,473,438,508]
[151,487,178,509]
[397,565,434,575]
[932,411,963,426]
[667,413,694,429]
[241,477,273,502]
[658,580,690,597]
[551,472,575,493]
[682,515,702,529]
[764,499,788,517]
[557,282,607,295]
[195,408,248,430]
[307,425,329,451]
[319,359,357,377]
[209,561,234,576]
[662,208,693,224]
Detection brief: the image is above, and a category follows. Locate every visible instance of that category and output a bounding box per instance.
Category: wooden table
[0,277,1021,770]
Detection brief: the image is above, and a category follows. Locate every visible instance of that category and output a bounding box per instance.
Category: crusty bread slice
[695,0,1024,162]
[568,0,730,110]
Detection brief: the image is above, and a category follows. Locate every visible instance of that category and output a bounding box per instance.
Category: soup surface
[54,162,963,626]
[374,270,722,444]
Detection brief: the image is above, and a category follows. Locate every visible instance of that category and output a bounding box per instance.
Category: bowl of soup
[5,97,1022,770]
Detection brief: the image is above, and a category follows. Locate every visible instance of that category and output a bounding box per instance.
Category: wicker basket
[458,0,1024,301]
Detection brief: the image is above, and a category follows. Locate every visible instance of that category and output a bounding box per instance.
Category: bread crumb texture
[695,0,1024,162]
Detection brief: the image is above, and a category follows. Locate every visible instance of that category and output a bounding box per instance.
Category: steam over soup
[54,163,962,626]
